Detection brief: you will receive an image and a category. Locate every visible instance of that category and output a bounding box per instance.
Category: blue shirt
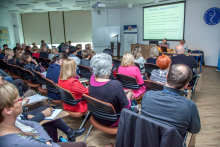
[41,43,49,49]
[0,54,4,59]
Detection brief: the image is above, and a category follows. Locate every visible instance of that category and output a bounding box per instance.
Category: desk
[161,52,203,73]
[40,111,69,125]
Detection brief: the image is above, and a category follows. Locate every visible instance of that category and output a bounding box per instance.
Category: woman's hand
[42,108,53,117]
[32,59,38,65]
[126,91,134,101]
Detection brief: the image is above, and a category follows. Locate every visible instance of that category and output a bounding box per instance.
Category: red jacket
[58,77,88,113]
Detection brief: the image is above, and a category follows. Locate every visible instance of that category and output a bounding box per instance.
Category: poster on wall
[124,25,137,53]
[0,27,10,48]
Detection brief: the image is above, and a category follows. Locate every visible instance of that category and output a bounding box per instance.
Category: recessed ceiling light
[75,1,90,6]
[56,7,70,11]
[32,9,47,13]
[17,4,35,10]
[46,2,62,7]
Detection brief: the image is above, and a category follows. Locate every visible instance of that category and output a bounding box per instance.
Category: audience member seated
[3,48,13,63]
[41,40,49,49]
[13,43,21,53]
[159,38,169,49]
[32,46,40,58]
[132,46,146,74]
[3,44,8,50]
[180,39,188,53]
[89,53,133,126]
[0,48,4,59]
[6,49,15,65]
[15,48,24,67]
[48,48,58,60]
[32,42,37,47]
[103,49,117,80]
[118,53,146,98]
[21,43,26,50]
[20,52,41,72]
[171,45,199,87]
[0,68,13,82]
[76,44,82,55]
[141,64,201,137]
[146,46,159,64]
[61,43,70,55]
[156,43,162,52]
[25,46,32,57]
[58,59,88,113]
[46,53,68,100]
[39,45,49,59]
[150,54,171,85]
[80,49,91,68]
[68,46,81,65]
[0,83,89,147]
[85,44,95,57]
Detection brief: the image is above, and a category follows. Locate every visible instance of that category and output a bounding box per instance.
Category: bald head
[167,64,192,89]
[175,45,185,54]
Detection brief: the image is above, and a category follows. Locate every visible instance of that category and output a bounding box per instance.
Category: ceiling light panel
[46,2,62,7]
[17,4,35,10]
[56,7,70,11]
[75,1,90,6]
[8,10,20,13]
[105,0,119,2]
[32,9,47,13]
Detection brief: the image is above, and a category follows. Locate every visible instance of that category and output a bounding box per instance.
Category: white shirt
[134,57,146,74]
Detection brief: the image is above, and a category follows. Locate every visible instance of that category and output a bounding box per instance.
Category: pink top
[118,66,146,97]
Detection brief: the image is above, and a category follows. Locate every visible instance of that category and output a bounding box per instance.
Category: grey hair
[90,53,112,77]
[61,44,69,52]
[175,45,185,54]
[150,46,159,57]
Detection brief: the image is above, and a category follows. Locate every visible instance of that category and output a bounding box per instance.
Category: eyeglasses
[14,97,23,103]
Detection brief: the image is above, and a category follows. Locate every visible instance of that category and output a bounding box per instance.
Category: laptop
[161,46,167,52]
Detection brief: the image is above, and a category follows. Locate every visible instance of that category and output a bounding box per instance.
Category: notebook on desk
[26,94,48,105]
[44,109,63,120]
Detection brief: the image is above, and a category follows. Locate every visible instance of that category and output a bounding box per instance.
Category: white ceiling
[0,0,168,13]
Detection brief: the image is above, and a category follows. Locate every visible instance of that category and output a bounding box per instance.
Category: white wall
[119,0,220,66]
[0,11,17,48]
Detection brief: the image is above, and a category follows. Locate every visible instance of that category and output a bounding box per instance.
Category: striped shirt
[150,69,168,85]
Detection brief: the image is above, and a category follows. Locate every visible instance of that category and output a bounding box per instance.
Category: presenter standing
[159,38,169,49]
[180,39,188,53]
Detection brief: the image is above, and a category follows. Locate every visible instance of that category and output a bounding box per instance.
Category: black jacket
[39,52,49,59]
[171,54,199,71]
[116,108,184,147]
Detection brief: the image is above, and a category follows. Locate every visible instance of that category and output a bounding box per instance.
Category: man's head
[175,45,185,54]
[3,44,8,49]
[166,64,192,90]
[180,39,185,45]
[61,44,69,53]
[41,40,45,44]
[16,43,20,48]
[22,44,26,49]
[163,38,167,43]
[69,46,77,55]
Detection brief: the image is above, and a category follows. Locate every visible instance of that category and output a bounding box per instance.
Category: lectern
[111,42,121,59]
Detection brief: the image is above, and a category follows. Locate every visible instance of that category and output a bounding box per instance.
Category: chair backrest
[14,65,25,77]
[39,57,49,68]
[22,69,36,81]
[144,63,160,70]
[0,59,4,68]
[46,58,51,63]
[192,50,203,54]
[134,62,140,69]
[55,84,82,106]
[83,94,119,122]
[8,64,17,73]
[33,57,40,63]
[78,65,92,79]
[76,55,82,59]
[144,80,164,91]
[42,77,59,94]
[112,59,121,68]
[33,70,45,84]
[116,73,141,90]
[116,108,184,147]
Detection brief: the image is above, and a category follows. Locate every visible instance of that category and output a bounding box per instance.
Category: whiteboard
[92,27,120,47]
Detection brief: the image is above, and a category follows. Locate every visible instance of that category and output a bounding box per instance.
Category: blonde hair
[32,46,39,52]
[0,83,19,123]
[85,44,91,50]
[15,48,24,60]
[82,49,90,58]
[121,52,135,67]
[76,44,82,49]
[150,46,159,57]
[132,46,142,60]
[51,48,58,54]
[4,49,13,56]
[40,45,46,52]
[60,59,77,80]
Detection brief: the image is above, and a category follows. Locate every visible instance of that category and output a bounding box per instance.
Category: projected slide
[143,2,185,40]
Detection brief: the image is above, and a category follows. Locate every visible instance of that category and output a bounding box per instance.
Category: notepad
[26,94,48,105]
[79,78,89,83]
[44,109,62,120]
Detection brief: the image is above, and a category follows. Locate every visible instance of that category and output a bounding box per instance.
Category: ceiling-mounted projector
[92,0,105,8]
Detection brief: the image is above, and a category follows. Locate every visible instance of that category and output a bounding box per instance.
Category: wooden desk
[131,44,155,60]
[40,111,69,125]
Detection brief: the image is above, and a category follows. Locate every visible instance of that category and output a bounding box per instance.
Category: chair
[116,73,145,99]
[22,69,39,88]
[144,80,164,91]
[33,56,40,63]
[76,55,82,60]
[46,58,51,64]
[13,65,28,83]
[144,63,160,78]
[41,77,62,104]
[33,71,47,94]
[192,50,204,65]
[185,74,201,102]
[83,94,119,142]
[134,62,140,68]
[116,108,187,147]
[39,57,49,68]
[78,65,92,80]
[55,84,90,129]
[112,59,121,68]
[7,64,22,79]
